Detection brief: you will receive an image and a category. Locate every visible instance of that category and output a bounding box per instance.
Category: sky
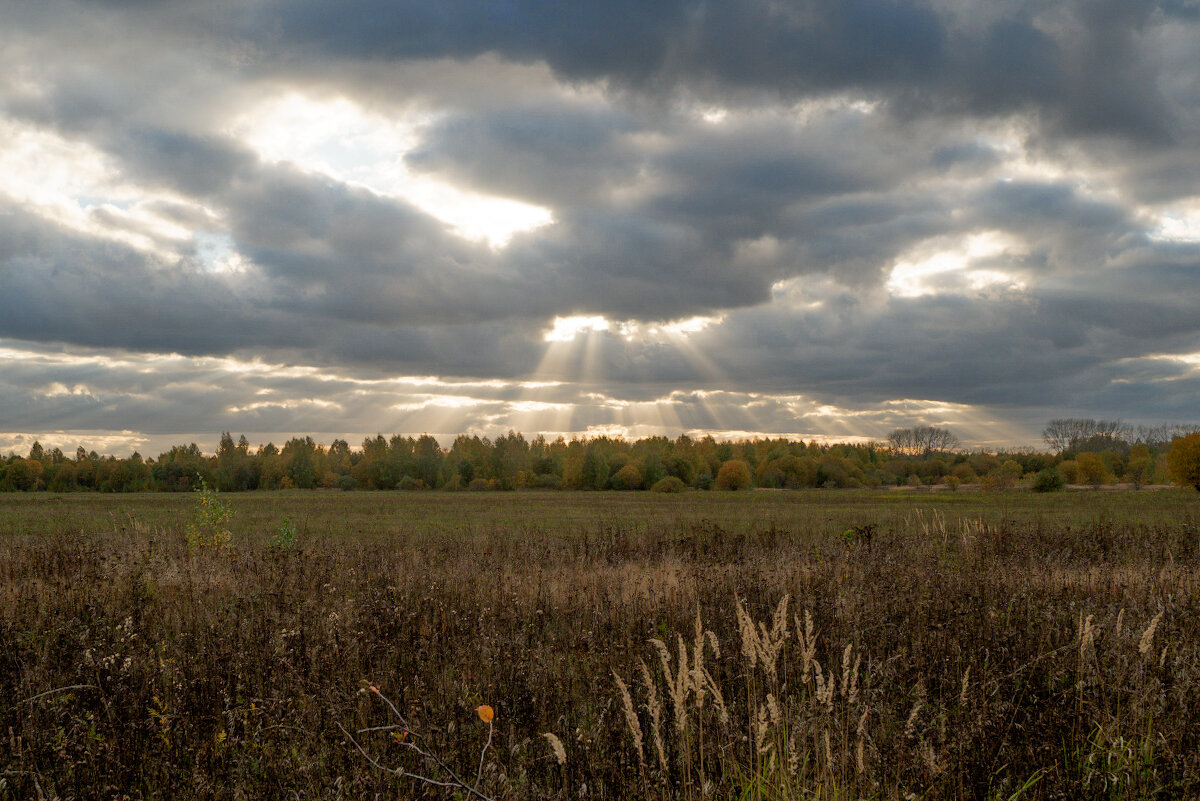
[2,0,1199,456]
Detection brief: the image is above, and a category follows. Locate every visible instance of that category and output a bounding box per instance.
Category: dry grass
[2,489,1199,799]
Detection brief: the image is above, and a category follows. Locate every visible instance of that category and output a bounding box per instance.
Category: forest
[3,419,1199,493]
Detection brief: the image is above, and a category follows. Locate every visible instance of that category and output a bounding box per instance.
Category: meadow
[3,488,1200,800]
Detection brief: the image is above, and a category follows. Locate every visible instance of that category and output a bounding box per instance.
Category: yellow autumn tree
[1166,433,1200,491]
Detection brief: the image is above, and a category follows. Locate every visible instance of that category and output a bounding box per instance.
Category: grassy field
[3,488,1200,800]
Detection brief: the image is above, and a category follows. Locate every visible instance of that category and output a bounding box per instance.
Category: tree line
[2,421,1199,493]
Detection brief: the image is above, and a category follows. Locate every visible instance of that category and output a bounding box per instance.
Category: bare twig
[16,685,97,705]
[341,684,497,801]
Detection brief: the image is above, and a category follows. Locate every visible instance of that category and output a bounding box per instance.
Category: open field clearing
[4,489,1200,799]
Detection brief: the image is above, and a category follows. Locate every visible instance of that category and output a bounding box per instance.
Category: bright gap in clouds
[0,117,203,254]
[887,231,1027,298]
[1149,202,1200,243]
[231,94,553,247]
[543,314,724,343]
[543,315,611,342]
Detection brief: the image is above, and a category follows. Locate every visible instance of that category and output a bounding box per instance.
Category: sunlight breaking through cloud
[232,93,553,246]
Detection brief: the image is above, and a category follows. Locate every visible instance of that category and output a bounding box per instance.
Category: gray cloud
[1,0,1199,448]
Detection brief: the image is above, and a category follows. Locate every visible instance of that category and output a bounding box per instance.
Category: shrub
[714,460,752,491]
[650,476,686,493]
[338,475,356,491]
[982,460,1023,490]
[609,463,643,491]
[397,475,425,491]
[467,478,490,492]
[1032,468,1065,493]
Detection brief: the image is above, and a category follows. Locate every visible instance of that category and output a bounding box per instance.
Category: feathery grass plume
[736,598,759,671]
[904,680,926,739]
[699,665,729,725]
[923,740,941,776]
[904,701,922,738]
[692,611,722,711]
[649,635,691,741]
[1078,613,1096,662]
[704,629,720,660]
[812,659,835,711]
[637,659,667,772]
[855,709,869,775]
[754,705,771,755]
[1139,610,1164,656]
[614,670,644,769]
[796,610,817,681]
[847,651,861,704]
[959,666,971,707]
[766,693,782,729]
[692,611,706,709]
[824,729,834,773]
[1114,607,1125,639]
[543,733,566,766]
[839,643,855,699]
[736,595,790,681]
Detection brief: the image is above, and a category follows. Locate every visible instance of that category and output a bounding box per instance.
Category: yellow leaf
[476,704,494,724]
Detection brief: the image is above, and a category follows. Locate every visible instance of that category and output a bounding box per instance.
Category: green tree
[580,444,610,490]
[283,437,320,489]
[1125,444,1153,489]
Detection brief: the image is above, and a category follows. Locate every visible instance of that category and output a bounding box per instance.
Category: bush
[609,463,643,491]
[531,473,562,489]
[1031,468,1065,493]
[650,476,687,493]
[338,475,356,491]
[467,478,490,492]
[715,460,753,491]
[397,475,425,490]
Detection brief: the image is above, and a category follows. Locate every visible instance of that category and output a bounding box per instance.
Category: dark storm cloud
[242,0,1188,144]
[405,103,643,206]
